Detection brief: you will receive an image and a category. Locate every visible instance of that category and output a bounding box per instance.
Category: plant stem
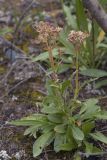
[46,43,57,81]
[92,18,96,67]
[74,48,79,99]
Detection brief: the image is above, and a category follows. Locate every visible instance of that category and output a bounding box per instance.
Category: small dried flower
[68,30,89,46]
[33,21,62,44]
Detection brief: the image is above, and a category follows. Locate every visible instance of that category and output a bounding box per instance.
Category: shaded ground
[0,0,107,160]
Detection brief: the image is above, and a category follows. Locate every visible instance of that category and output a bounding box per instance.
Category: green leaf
[41,104,61,114]
[95,80,107,89]
[33,132,54,157]
[80,69,107,78]
[76,0,88,31]
[42,123,55,133]
[72,126,84,141]
[84,141,93,154]
[90,132,107,144]
[61,80,71,93]
[59,29,74,53]
[84,141,101,155]
[63,5,77,29]
[82,122,95,135]
[80,98,100,120]
[54,124,66,133]
[54,133,66,152]
[32,48,58,62]
[47,114,63,124]
[60,142,75,151]
[9,120,40,126]
[57,64,70,73]
[9,114,47,126]
[22,114,47,121]
[99,0,107,6]
[80,98,98,114]
[66,126,77,148]
[24,124,42,136]
[94,111,107,120]
[66,126,75,141]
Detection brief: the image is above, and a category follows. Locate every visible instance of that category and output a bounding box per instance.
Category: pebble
[0,150,11,160]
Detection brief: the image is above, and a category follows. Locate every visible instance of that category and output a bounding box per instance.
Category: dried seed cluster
[68,30,89,45]
[34,21,62,44]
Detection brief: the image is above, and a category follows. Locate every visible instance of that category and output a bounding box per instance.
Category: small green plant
[10,22,107,159]
[60,0,107,69]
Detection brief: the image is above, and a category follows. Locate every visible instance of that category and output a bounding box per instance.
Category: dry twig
[83,0,107,32]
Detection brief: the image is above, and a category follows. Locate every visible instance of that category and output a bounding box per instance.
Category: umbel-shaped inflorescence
[68,30,89,48]
[34,21,62,45]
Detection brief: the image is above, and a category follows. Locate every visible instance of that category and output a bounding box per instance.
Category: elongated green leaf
[80,98,100,120]
[84,142,93,154]
[54,124,66,133]
[95,80,107,89]
[47,114,63,124]
[9,114,47,126]
[80,98,98,114]
[76,0,88,31]
[72,126,84,141]
[99,0,107,6]
[32,48,58,62]
[54,133,66,152]
[90,132,107,144]
[97,43,107,48]
[82,122,95,135]
[33,132,54,157]
[80,69,107,78]
[41,104,61,114]
[59,126,77,151]
[42,123,55,133]
[59,29,74,53]
[22,114,47,121]
[9,120,40,126]
[84,141,101,154]
[94,111,107,120]
[60,142,75,151]
[61,80,71,93]
[57,64,70,74]
[63,5,77,29]
[24,124,42,136]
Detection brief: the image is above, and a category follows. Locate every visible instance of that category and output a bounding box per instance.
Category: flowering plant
[10,22,107,159]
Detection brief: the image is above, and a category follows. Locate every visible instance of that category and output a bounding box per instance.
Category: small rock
[0,150,11,160]
[12,95,18,101]
[14,150,26,160]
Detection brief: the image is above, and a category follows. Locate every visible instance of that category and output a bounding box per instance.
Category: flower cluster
[34,21,62,44]
[68,30,89,46]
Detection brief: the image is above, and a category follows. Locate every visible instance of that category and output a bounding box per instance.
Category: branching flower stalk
[68,30,89,99]
[34,21,62,81]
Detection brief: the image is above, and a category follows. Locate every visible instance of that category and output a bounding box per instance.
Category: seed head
[33,21,62,44]
[68,30,89,46]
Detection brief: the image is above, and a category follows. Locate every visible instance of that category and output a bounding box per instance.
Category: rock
[0,150,11,160]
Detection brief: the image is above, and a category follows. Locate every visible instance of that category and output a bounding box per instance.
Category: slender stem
[48,46,55,71]
[46,42,57,80]
[92,18,96,67]
[74,48,79,99]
